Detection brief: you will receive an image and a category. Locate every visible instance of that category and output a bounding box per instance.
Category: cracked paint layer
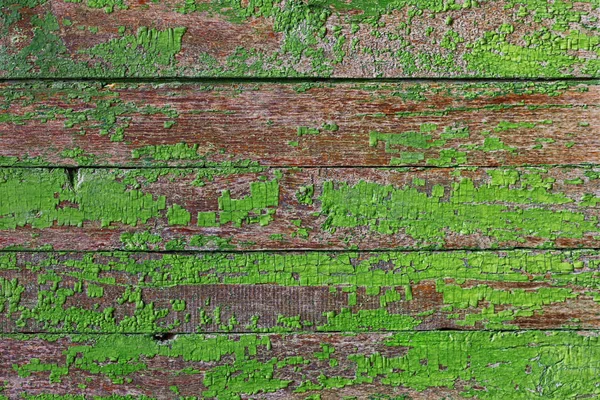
[1,0,599,78]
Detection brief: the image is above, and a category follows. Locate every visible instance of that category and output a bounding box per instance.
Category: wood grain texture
[1,250,600,333]
[1,81,599,167]
[1,0,599,78]
[2,0,600,394]
[3,166,600,251]
[1,331,599,399]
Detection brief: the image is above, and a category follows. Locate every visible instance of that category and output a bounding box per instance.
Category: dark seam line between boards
[3,164,600,170]
[1,247,600,254]
[3,328,598,336]
[1,77,599,84]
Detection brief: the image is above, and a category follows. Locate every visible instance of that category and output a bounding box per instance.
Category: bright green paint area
[351,330,600,398]
[2,249,599,331]
[64,0,127,13]
[175,0,599,77]
[119,231,163,250]
[465,27,600,77]
[296,185,315,205]
[370,130,446,150]
[167,204,191,226]
[0,168,281,232]
[0,277,24,316]
[319,168,597,246]
[319,308,420,331]
[86,283,104,298]
[0,167,599,251]
[59,148,97,166]
[9,272,180,333]
[198,179,279,227]
[7,331,600,398]
[370,120,538,166]
[297,126,321,136]
[81,26,187,76]
[13,334,298,398]
[132,144,202,161]
[0,169,167,229]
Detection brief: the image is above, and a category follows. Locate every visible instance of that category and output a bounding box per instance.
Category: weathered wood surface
[1,81,599,167]
[3,0,600,394]
[3,166,600,251]
[2,0,600,78]
[1,250,600,333]
[0,331,598,399]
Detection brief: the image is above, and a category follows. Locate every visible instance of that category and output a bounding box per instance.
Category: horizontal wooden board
[1,0,599,78]
[3,166,600,251]
[0,331,598,398]
[1,81,599,167]
[1,250,600,333]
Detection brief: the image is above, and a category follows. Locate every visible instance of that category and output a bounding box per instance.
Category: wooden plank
[1,81,599,167]
[2,250,600,333]
[3,166,600,251]
[1,0,599,78]
[0,331,598,398]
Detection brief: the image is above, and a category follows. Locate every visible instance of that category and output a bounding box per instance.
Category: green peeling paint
[2,12,187,78]
[0,82,181,165]
[0,169,167,229]
[198,179,280,228]
[319,168,598,246]
[2,248,600,331]
[5,331,600,398]
[2,0,599,78]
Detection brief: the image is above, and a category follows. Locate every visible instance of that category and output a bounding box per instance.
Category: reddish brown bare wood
[0,81,598,167]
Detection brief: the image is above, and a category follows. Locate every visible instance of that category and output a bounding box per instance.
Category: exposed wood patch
[0,81,598,167]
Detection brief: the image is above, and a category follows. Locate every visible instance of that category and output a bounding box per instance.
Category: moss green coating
[1,13,186,78]
[0,169,167,229]
[212,179,279,227]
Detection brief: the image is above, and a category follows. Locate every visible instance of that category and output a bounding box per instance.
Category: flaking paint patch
[2,0,599,77]
[2,14,186,78]
[4,331,600,398]
[319,168,598,246]
[2,250,600,332]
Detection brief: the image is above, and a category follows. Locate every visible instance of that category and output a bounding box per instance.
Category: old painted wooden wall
[1,0,600,398]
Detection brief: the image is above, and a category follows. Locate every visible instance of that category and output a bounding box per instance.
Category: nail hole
[152,333,176,342]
